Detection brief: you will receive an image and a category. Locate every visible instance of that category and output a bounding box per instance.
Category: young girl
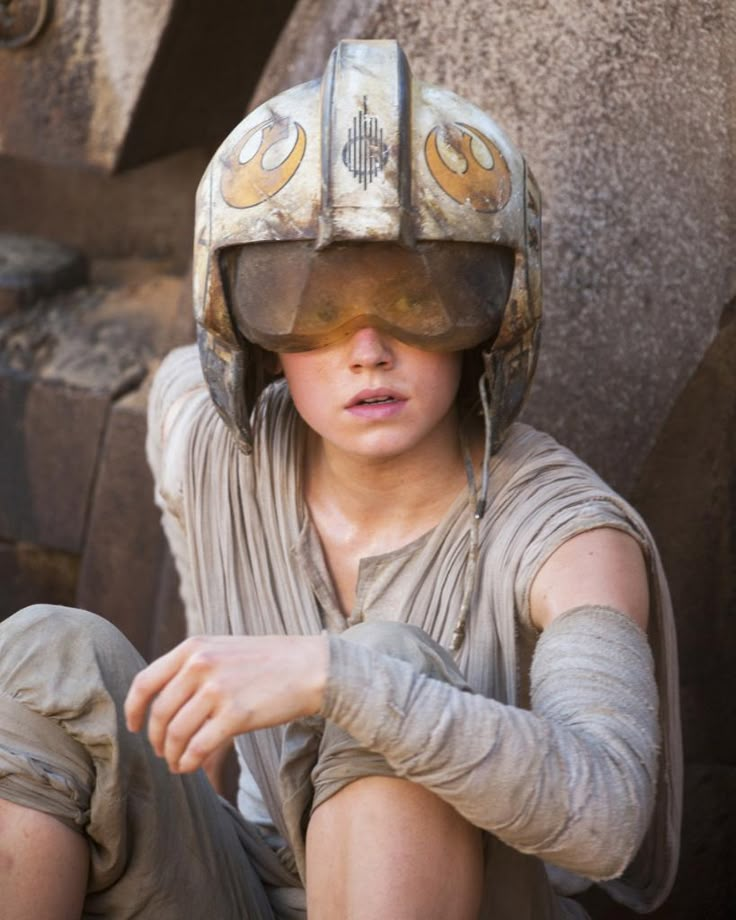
[0,40,681,919]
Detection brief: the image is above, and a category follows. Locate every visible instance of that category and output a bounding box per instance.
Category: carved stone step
[0,233,87,315]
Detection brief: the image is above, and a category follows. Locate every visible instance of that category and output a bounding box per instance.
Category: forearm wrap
[320,607,659,879]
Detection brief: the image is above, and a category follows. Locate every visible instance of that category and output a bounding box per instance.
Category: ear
[270,353,283,375]
[262,350,283,378]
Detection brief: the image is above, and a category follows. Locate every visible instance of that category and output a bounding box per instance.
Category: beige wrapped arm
[320,606,659,881]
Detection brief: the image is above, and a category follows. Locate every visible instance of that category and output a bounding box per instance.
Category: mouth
[347,389,404,408]
[346,388,407,417]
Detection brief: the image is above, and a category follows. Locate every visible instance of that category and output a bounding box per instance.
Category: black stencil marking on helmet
[342,97,389,189]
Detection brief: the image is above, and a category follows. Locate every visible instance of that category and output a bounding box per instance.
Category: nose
[347,326,395,370]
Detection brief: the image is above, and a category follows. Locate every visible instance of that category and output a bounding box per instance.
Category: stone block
[0,149,207,273]
[75,380,162,656]
[0,234,87,316]
[0,1,174,171]
[0,274,186,553]
[0,0,296,171]
[0,371,109,552]
[76,371,186,660]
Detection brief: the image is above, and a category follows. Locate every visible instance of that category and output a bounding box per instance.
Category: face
[278,327,463,462]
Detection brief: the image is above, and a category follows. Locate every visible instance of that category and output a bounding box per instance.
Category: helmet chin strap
[476,371,494,521]
[451,370,494,652]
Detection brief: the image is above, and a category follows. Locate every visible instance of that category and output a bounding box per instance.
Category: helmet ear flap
[195,211,256,452]
[481,162,542,453]
[196,324,281,456]
[197,216,285,454]
[197,326,252,453]
[482,322,541,454]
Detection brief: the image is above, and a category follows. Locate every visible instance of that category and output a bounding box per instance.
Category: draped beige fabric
[0,606,298,920]
[148,345,682,914]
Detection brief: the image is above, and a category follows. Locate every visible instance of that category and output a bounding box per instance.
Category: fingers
[124,643,187,733]
[177,716,232,774]
[123,634,329,775]
[123,637,233,773]
[145,669,198,756]
[162,691,217,770]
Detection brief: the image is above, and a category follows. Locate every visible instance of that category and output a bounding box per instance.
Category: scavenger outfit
[0,38,681,919]
[147,344,681,917]
[0,347,680,918]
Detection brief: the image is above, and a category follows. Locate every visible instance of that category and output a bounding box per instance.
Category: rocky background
[0,1,733,916]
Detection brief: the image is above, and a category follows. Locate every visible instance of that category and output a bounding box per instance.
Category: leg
[306,776,484,920]
[0,799,88,920]
[0,605,288,920]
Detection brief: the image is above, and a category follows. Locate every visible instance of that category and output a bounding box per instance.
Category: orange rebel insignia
[425,123,511,213]
[221,117,307,209]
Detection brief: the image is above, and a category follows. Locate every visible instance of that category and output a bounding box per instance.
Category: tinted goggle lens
[222,241,513,352]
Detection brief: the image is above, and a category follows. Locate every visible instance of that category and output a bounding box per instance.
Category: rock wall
[628,312,736,920]
[0,0,296,171]
[0,255,192,659]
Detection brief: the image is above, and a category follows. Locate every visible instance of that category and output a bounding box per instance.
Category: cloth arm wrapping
[319,606,659,881]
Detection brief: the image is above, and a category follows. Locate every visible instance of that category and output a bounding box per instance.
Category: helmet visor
[222,240,513,353]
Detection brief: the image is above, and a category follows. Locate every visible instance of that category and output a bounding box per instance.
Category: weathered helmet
[194,39,541,454]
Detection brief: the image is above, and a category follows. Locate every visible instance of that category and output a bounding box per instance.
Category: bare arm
[529,526,649,632]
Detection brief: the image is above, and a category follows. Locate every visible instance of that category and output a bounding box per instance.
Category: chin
[343,435,423,461]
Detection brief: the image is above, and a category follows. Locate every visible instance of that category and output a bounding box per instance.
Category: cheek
[278,354,312,397]
[279,354,330,423]
[424,353,463,411]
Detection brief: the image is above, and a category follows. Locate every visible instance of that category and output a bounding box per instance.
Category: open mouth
[359,396,396,405]
[347,390,406,414]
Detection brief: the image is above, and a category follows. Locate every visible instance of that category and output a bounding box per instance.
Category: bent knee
[340,620,431,652]
[339,621,468,686]
[5,604,122,646]
[0,604,143,685]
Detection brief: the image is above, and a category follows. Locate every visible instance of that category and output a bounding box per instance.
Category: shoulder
[489,422,613,518]
[495,422,603,483]
[147,348,295,455]
[488,423,655,631]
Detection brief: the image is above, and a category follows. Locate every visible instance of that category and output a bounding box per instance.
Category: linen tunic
[147,345,682,916]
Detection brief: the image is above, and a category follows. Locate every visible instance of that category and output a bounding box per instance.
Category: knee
[339,621,467,686]
[4,604,122,648]
[340,620,431,653]
[11,603,102,631]
[0,605,143,687]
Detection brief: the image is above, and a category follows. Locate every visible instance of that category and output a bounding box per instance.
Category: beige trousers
[0,606,299,919]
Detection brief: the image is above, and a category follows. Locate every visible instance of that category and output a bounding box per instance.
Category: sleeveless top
[147,345,682,913]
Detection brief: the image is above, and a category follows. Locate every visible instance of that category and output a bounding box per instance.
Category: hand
[124,633,329,774]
